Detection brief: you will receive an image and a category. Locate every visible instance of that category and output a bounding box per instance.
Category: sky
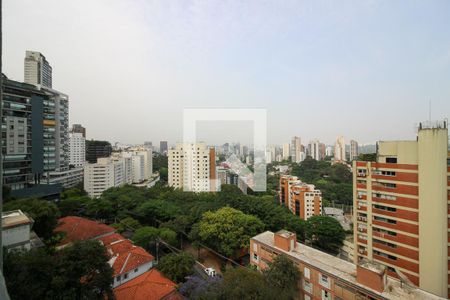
[3,0,450,146]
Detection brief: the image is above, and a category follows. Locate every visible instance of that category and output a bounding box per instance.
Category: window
[253,253,259,262]
[373,204,396,212]
[322,289,330,300]
[116,276,121,282]
[124,273,128,279]
[373,216,396,224]
[386,157,397,163]
[134,268,138,273]
[304,267,310,279]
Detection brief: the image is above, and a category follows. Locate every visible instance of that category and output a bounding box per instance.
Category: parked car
[204,267,217,277]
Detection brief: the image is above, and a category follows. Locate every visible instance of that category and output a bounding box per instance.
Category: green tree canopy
[198,207,264,257]
[264,254,300,298]
[157,252,195,283]
[305,215,346,254]
[132,226,160,248]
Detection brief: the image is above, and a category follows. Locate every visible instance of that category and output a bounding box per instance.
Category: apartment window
[322,289,331,300]
[373,227,397,236]
[304,267,310,279]
[253,243,258,253]
[373,238,397,248]
[303,280,312,294]
[319,274,330,289]
[373,204,396,212]
[373,216,396,224]
[253,253,259,262]
[373,250,397,260]
[386,157,397,163]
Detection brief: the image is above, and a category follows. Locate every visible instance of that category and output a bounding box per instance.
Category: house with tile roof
[98,232,155,287]
[113,269,182,300]
[55,216,115,248]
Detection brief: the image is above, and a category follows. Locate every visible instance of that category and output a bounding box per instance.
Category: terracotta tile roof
[55,216,115,246]
[106,239,155,277]
[114,269,182,300]
[98,233,127,247]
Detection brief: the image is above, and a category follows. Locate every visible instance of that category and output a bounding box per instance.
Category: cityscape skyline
[3,0,450,145]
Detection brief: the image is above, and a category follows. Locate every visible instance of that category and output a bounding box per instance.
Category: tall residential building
[168,143,216,192]
[250,230,440,300]
[279,175,322,220]
[291,136,302,163]
[334,135,346,162]
[308,139,321,160]
[122,147,153,183]
[86,140,112,163]
[350,140,359,161]
[69,131,85,167]
[282,143,290,160]
[325,145,333,157]
[159,141,168,155]
[84,156,131,198]
[24,50,52,88]
[353,121,449,298]
[319,143,326,160]
[71,124,86,138]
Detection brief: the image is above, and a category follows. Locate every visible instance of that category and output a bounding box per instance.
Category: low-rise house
[2,210,43,251]
[113,269,182,300]
[98,234,154,288]
[54,216,116,248]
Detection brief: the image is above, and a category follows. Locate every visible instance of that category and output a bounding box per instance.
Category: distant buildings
[24,50,52,88]
[250,230,439,300]
[291,136,302,163]
[86,140,112,164]
[353,121,449,298]
[308,140,325,160]
[69,126,86,167]
[159,141,168,155]
[279,175,322,220]
[71,124,86,138]
[216,165,247,194]
[282,143,290,160]
[168,143,216,192]
[350,140,359,161]
[334,135,346,162]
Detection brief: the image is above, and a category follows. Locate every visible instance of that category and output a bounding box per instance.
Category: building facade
[71,124,86,138]
[334,136,346,162]
[291,136,302,163]
[350,140,359,161]
[250,230,440,300]
[84,157,130,197]
[353,121,449,298]
[24,50,52,88]
[279,175,322,220]
[308,139,321,160]
[69,132,85,167]
[86,140,112,163]
[159,141,168,155]
[168,143,216,192]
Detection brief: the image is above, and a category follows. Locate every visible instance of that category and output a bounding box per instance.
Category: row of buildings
[270,122,450,299]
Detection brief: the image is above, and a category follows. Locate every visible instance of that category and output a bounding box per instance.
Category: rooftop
[252,231,443,300]
[113,269,181,300]
[2,210,33,229]
[55,216,115,246]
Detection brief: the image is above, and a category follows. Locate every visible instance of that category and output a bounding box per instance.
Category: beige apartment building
[250,230,441,300]
[168,143,216,192]
[353,121,449,298]
[280,175,322,220]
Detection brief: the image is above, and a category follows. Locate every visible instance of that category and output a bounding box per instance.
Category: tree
[3,198,59,240]
[305,215,346,254]
[50,240,114,299]
[132,226,159,248]
[111,217,141,233]
[264,255,300,299]
[4,240,113,300]
[220,268,275,300]
[198,207,264,257]
[358,153,377,162]
[58,196,90,217]
[158,227,178,246]
[157,252,195,282]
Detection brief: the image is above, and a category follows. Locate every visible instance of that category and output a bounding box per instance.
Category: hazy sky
[3,0,450,146]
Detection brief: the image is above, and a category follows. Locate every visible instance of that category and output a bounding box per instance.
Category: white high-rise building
[122,148,153,183]
[308,139,320,160]
[282,143,290,160]
[24,51,52,88]
[326,145,333,157]
[84,157,131,198]
[334,136,346,162]
[291,136,302,163]
[168,143,216,192]
[349,140,359,161]
[69,132,85,167]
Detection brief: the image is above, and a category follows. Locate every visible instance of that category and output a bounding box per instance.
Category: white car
[204,267,217,277]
